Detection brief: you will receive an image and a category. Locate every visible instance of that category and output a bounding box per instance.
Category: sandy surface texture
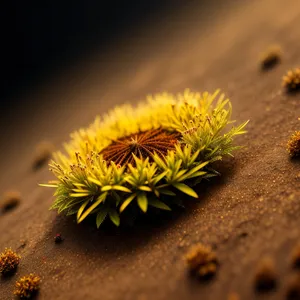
[1,0,300,299]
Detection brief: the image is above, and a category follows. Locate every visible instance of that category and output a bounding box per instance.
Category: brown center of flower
[101,128,180,166]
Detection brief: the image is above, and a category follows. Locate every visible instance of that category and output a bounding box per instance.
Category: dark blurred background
[1,1,187,103]
[1,0,228,164]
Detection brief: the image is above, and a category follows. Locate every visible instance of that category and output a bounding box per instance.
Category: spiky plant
[184,243,218,278]
[0,248,20,275]
[287,131,300,157]
[282,68,300,91]
[41,89,248,228]
[14,273,40,299]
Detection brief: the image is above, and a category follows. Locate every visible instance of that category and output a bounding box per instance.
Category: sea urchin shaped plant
[185,243,218,279]
[14,273,40,299]
[41,89,248,227]
[287,131,300,158]
[282,68,300,92]
[0,248,20,276]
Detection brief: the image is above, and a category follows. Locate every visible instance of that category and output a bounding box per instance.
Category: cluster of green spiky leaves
[41,90,248,227]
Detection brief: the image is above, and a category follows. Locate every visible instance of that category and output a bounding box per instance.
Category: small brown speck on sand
[254,256,277,292]
[54,233,63,244]
[260,45,282,70]
[17,240,27,250]
[286,274,300,300]
[0,190,21,213]
[185,243,218,279]
[33,140,55,170]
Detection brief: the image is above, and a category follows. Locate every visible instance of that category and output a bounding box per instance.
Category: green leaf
[173,159,183,176]
[203,173,218,179]
[73,182,86,188]
[101,185,112,192]
[172,183,198,198]
[77,199,90,220]
[138,186,152,192]
[112,191,121,206]
[152,170,168,185]
[186,171,207,179]
[148,198,171,211]
[178,161,209,181]
[39,183,58,188]
[119,194,136,212]
[70,193,90,197]
[78,192,107,223]
[158,188,176,196]
[109,209,120,226]
[189,149,200,164]
[96,210,107,228]
[153,153,167,169]
[173,169,187,181]
[111,185,131,193]
[72,188,90,193]
[137,193,148,212]
[87,177,102,186]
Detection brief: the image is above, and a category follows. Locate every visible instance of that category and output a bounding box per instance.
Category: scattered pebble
[33,141,55,170]
[254,256,277,292]
[260,45,282,70]
[54,233,63,244]
[286,274,300,300]
[0,190,21,213]
[14,273,41,299]
[17,240,27,250]
[282,68,300,92]
[185,243,218,279]
[0,248,21,276]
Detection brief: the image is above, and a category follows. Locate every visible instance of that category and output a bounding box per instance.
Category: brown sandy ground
[1,0,300,299]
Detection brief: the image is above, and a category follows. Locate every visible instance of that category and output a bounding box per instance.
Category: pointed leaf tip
[137,193,148,213]
[172,183,198,198]
[149,198,171,211]
[96,210,107,228]
[119,194,136,213]
[109,210,120,226]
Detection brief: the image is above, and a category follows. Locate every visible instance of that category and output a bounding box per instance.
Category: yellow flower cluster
[41,89,248,227]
